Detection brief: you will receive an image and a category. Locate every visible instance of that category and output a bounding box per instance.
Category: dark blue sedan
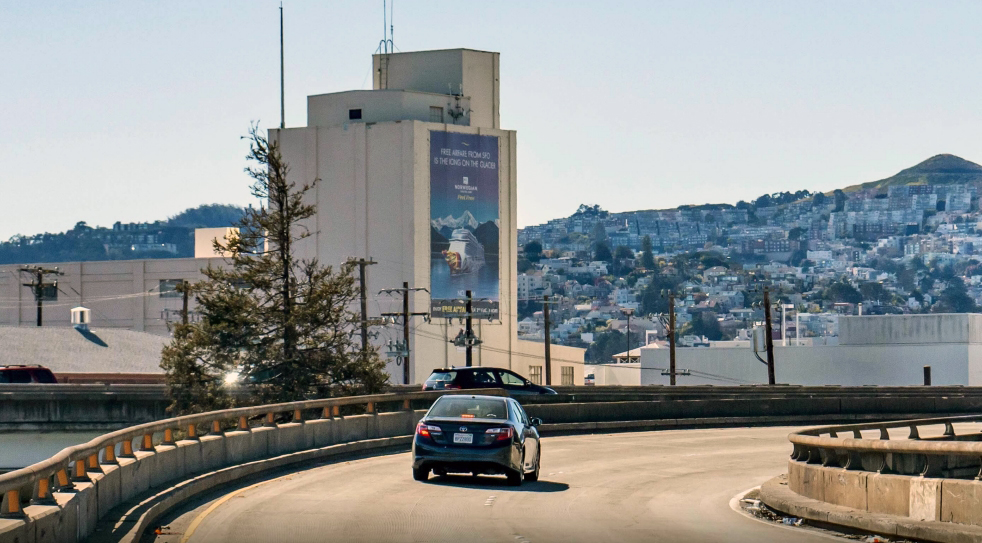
[412,395,542,486]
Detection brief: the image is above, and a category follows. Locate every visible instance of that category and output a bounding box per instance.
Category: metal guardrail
[0,388,505,518]
[789,414,982,477]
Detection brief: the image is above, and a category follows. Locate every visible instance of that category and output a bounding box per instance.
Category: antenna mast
[279,2,285,129]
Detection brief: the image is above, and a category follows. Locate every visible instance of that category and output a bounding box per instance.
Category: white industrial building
[271,48,583,385]
[637,314,982,386]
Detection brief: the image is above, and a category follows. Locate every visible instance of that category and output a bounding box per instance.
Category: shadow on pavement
[428,474,569,492]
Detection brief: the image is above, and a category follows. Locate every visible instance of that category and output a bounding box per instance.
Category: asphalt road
[151,426,842,543]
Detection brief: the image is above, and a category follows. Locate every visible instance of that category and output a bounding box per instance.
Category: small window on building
[159,279,183,298]
[429,106,444,123]
[348,108,362,120]
[561,366,575,386]
[529,366,543,385]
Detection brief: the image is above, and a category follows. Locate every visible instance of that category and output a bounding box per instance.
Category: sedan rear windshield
[429,397,507,419]
[0,370,32,383]
[426,371,456,383]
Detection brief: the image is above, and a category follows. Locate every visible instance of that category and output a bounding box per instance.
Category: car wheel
[506,467,523,486]
[525,448,541,482]
[507,452,524,486]
[413,466,429,481]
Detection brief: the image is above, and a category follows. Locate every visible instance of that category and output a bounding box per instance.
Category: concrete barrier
[0,389,505,543]
[8,386,982,543]
[764,414,982,541]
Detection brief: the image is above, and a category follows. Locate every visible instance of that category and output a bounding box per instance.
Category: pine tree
[641,235,656,270]
[161,126,388,413]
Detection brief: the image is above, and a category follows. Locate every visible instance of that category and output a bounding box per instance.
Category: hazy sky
[2,1,981,240]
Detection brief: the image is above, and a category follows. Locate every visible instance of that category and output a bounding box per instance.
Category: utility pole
[763,287,776,385]
[380,282,428,385]
[543,294,552,385]
[350,258,377,360]
[20,266,63,327]
[668,292,677,386]
[623,308,634,361]
[279,2,285,129]
[177,280,192,325]
[465,290,474,367]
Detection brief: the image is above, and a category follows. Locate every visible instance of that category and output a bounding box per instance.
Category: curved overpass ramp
[158,427,834,543]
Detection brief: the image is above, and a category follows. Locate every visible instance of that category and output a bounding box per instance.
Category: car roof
[429,367,508,373]
[434,394,506,402]
[0,365,50,370]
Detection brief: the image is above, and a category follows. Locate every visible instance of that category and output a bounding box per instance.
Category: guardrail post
[163,428,176,445]
[945,422,956,438]
[908,425,920,440]
[879,428,890,440]
[332,406,340,418]
[140,433,155,452]
[842,450,864,470]
[72,459,89,482]
[32,476,56,505]
[103,444,118,465]
[922,455,943,477]
[403,399,411,411]
[119,440,136,458]
[1,489,23,518]
[238,416,250,431]
[322,407,331,419]
[55,467,74,491]
[87,454,102,474]
[293,409,303,423]
[212,420,222,435]
[188,423,200,440]
[366,402,375,414]
[265,413,275,427]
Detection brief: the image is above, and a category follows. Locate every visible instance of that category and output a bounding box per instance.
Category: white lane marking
[485,495,497,506]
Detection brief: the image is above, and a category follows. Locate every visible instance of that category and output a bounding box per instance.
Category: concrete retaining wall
[786,460,982,528]
[0,410,425,543]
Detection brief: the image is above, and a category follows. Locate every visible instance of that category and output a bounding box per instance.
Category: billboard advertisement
[429,131,499,319]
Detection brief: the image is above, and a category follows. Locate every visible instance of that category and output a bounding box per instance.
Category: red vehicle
[0,365,58,384]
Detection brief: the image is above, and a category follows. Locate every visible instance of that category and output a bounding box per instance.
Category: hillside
[842,154,982,193]
[0,203,247,265]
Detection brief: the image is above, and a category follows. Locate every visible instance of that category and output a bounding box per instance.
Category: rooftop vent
[71,306,91,331]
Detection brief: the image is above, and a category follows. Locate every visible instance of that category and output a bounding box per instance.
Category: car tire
[525,448,541,482]
[507,468,523,486]
[413,466,429,482]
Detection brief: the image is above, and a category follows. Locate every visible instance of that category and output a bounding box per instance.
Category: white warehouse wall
[641,343,971,386]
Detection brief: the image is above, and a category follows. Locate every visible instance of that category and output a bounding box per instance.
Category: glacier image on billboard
[429,131,499,318]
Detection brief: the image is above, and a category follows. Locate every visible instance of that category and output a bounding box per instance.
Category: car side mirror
[530,417,542,427]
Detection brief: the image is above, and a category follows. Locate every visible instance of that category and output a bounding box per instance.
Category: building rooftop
[0,326,167,373]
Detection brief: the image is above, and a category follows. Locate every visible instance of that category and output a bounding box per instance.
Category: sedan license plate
[453,433,473,444]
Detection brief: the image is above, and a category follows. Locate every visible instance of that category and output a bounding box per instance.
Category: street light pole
[763,288,776,385]
[543,294,552,385]
[668,292,677,386]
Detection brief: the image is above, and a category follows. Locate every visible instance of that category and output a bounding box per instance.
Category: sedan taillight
[485,427,514,441]
[417,423,443,438]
